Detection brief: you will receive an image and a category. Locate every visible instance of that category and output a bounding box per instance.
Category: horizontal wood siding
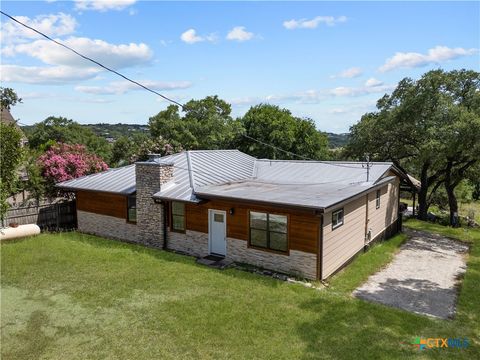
[76,190,127,219]
[184,200,319,254]
[367,178,400,241]
[322,195,366,278]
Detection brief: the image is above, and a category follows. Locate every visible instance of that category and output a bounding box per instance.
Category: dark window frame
[376,189,381,209]
[171,201,186,233]
[248,211,289,254]
[332,208,344,230]
[126,194,137,224]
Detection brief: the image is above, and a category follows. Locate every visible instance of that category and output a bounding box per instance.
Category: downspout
[318,214,324,281]
[162,201,168,250]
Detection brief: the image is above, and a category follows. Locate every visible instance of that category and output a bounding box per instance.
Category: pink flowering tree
[38,143,108,196]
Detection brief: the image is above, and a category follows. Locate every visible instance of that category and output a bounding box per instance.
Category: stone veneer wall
[166,229,317,279]
[77,210,138,243]
[226,238,317,279]
[135,162,173,248]
[167,229,209,257]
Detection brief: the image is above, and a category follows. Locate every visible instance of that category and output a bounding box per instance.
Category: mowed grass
[1,223,479,360]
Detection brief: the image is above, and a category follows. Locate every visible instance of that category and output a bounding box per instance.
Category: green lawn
[400,199,480,224]
[1,222,479,359]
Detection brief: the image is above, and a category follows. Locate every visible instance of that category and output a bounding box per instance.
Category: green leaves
[0,122,24,221]
[239,104,329,160]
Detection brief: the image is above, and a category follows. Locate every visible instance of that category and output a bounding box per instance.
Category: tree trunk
[443,158,477,227]
[417,164,430,220]
[445,183,459,227]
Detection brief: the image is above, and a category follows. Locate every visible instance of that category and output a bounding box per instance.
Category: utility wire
[0,10,184,108]
[2,10,368,170]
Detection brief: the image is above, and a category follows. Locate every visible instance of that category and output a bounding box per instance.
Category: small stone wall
[226,238,318,279]
[77,210,138,243]
[167,229,209,257]
[165,230,317,279]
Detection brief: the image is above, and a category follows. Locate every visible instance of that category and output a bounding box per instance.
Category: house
[57,150,414,280]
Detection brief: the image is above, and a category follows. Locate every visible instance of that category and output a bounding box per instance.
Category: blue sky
[1,1,479,132]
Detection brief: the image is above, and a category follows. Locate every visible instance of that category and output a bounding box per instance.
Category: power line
[0,11,184,108]
[241,134,312,160]
[1,10,364,170]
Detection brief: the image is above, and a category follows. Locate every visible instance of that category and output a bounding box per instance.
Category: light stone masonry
[77,210,138,243]
[226,238,318,279]
[167,229,209,257]
[135,161,173,248]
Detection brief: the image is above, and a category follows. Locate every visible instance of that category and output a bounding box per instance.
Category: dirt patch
[353,229,468,319]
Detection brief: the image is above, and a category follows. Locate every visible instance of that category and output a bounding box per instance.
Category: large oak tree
[347,69,480,225]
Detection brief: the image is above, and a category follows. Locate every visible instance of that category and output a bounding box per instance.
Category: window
[171,201,185,232]
[214,213,224,223]
[249,211,288,252]
[332,209,344,230]
[127,195,136,223]
[376,190,381,209]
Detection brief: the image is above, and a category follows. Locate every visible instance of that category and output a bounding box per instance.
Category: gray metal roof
[57,149,400,209]
[196,176,397,210]
[153,150,256,202]
[254,160,392,184]
[57,164,137,194]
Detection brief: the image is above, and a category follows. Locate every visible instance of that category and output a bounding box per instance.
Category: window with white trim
[332,209,344,230]
[376,190,381,209]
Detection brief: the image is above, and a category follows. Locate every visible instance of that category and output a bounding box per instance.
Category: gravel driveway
[353,229,469,319]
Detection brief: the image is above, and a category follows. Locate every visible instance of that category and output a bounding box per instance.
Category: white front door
[209,209,226,256]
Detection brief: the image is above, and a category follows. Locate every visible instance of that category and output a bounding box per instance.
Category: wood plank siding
[322,178,400,279]
[183,200,320,254]
[366,178,400,241]
[76,190,127,219]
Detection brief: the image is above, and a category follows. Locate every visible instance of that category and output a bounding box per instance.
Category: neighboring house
[57,150,416,280]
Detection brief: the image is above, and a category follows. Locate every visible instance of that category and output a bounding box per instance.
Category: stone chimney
[135,158,174,248]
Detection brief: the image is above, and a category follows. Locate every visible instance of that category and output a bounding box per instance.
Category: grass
[401,199,480,224]
[1,224,479,359]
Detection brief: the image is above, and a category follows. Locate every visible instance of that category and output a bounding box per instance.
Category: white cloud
[283,15,347,30]
[364,78,383,87]
[330,84,394,97]
[4,37,153,69]
[0,13,77,44]
[261,83,394,105]
[75,0,137,12]
[331,67,363,79]
[180,29,217,44]
[0,64,100,84]
[75,80,192,95]
[379,45,479,72]
[226,26,254,42]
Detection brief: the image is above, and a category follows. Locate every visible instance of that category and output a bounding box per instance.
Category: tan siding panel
[366,178,400,241]
[322,195,366,278]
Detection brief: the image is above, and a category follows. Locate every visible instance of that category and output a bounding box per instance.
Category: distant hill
[81,123,149,141]
[22,122,351,149]
[326,132,349,148]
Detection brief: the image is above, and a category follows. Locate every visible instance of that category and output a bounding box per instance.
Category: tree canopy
[238,104,329,160]
[26,116,112,162]
[0,87,22,111]
[0,122,24,222]
[149,96,242,150]
[347,69,480,225]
